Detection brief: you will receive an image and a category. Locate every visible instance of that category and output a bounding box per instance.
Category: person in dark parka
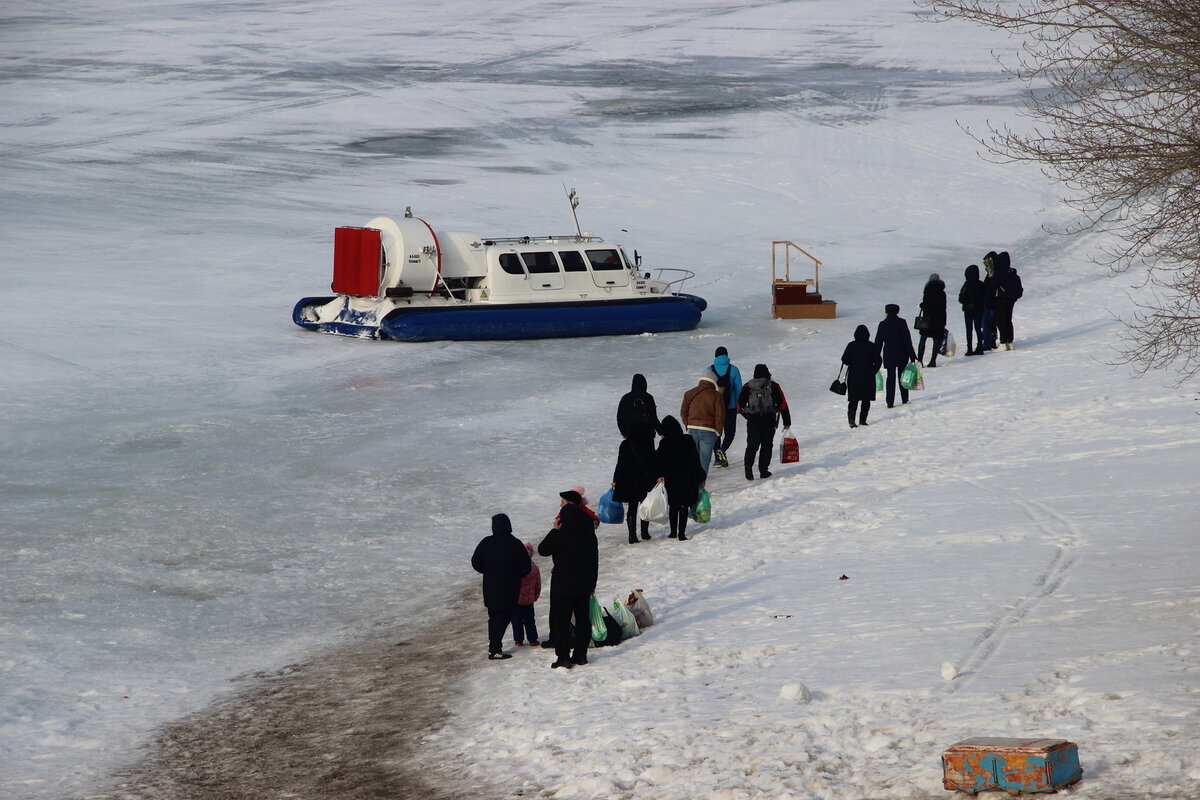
[917,273,947,367]
[471,513,532,660]
[875,304,918,408]
[841,324,883,428]
[654,415,706,541]
[616,373,661,442]
[537,501,599,669]
[993,251,1023,349]
[611,435,657,544]
[958,264,987,356]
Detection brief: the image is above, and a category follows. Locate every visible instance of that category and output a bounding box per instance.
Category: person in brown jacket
[680,369,724,477]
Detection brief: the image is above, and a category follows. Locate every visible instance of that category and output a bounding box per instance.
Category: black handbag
[829,366,848,395]
[914,314,928,331]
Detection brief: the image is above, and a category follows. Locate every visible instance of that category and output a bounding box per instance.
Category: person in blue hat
[708,347,743,468]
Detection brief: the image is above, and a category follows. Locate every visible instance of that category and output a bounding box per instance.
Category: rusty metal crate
[942,737,1082,795]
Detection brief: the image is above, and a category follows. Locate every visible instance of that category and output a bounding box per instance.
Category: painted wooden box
[942,737,1082,794]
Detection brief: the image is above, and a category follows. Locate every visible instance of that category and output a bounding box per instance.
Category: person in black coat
[917,273,947,367]
[958,264,987,356]
[841,324,883,428]
[992,251,1023,350]
[616,373,661,441]
[875,303,918,408]
[611,436,656,544]
[653,415,705,541]
[537,501,599,669]
[471,513,532,660]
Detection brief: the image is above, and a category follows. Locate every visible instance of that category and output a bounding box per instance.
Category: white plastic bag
[941,329,957,357]
[610,598,640,638]
[637,482,669,524]
[626,589,654,629]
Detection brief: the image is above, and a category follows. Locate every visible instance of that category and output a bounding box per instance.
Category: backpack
[744,380,775,416]
[1005,270,1024,300]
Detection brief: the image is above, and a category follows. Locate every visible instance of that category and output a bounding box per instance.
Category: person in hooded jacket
[840,324,883,428]
[708,347,744,467]
[471,513,532,660]
[992,251,1023,350]
[680,370,724,476]
[510,542,541,647]
[958,264,987,356]
[875,304,918,408]
[538,500,599,669]
[737,364,791,480]
[654,415,706,541]
[611,435,657,544]
[917,273,947,367]
[616,373,661,443]
[981,252,999,350]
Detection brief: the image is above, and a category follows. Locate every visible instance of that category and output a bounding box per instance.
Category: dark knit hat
[715,346,728,357]
[491,513,512,535]
[559,490,583,505]
[885,303,900,315]
[753,363,771,379]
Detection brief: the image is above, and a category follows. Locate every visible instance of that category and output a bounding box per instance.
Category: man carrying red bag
[737,364,792,480]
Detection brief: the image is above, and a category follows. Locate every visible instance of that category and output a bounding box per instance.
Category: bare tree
[919,0,1200,381]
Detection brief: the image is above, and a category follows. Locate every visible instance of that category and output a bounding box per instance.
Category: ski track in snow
[941,480,1083,693]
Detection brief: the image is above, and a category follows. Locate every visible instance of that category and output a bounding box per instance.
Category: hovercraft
[292,205,706,342]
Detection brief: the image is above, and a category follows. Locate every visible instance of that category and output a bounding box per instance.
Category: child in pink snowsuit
[511,541,542,646]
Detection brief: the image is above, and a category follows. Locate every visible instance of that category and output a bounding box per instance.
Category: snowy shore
[2,2,1196,799]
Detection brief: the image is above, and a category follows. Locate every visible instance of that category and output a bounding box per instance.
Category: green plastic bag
[900,362,920,390]
[689,487,712,523]
[589,595,608,642]
[875,370,884,391]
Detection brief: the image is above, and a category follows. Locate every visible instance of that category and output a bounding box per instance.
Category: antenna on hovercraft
[565,185,582,239]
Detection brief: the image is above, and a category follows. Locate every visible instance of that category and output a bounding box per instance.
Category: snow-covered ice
[1,1,1196,798]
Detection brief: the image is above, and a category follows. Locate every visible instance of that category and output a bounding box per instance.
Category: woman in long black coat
[654,415,706,541]
[611,436,657,544]
[917,273,948,367]
[841,324,883,428]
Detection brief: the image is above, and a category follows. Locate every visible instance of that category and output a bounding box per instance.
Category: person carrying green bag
[875,303,919,408]
[538,498,599,669]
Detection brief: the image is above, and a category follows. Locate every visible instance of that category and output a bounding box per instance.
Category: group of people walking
[470,347,794,666]
[611,347,792,542]
[472,255,1023,664]
[839,251,1025,427]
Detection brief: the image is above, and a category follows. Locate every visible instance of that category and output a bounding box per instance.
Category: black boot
[745,467,754,480]
[640,520,651,540]
[848,409,857,429]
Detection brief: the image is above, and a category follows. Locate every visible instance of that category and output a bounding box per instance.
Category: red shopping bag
[779,429,799,464]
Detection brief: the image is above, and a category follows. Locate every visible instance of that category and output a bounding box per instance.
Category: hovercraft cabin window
[499,253,524,275]
[559,251,587,272]
[587,249,624,270]
[520,251,560,274]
